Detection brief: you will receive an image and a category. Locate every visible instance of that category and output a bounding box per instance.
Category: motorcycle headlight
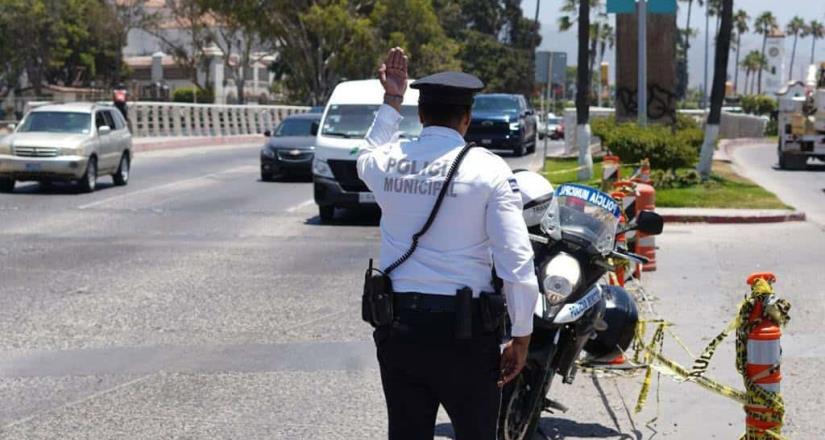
[261,148,275,159]
[312,158,334,178]
[542,253,581,305]
[509,122,520,131]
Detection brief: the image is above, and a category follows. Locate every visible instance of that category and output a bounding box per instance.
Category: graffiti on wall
[616,84,677,123]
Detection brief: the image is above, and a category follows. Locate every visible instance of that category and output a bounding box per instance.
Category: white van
[312,79,422,222]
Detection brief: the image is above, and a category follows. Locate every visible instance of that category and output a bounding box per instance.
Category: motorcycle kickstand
[543,397,569,414]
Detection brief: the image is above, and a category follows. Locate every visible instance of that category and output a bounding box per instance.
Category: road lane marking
[1,374,154,431]
[286,199,314,213]
[77,165,257,210]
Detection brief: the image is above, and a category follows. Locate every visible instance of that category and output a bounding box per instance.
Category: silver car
[0,103,132,193]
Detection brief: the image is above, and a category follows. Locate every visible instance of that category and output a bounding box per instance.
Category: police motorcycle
[498,172,664,440]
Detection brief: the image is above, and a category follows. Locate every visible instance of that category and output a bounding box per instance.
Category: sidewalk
[658,207,806,223]
[132,135,262,153]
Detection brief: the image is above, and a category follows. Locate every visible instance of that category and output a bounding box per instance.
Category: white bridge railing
[22,101,311,138]
[126,102,310,137]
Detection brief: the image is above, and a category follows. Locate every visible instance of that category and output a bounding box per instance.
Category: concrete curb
[660,210,806,224]
[132,135,262,153]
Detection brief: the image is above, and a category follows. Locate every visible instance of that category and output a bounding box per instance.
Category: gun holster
[362,259,394,328]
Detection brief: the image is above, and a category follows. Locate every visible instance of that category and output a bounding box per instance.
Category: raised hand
[378,47,408,100]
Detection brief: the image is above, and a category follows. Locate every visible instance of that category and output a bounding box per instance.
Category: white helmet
[512,170,554,228]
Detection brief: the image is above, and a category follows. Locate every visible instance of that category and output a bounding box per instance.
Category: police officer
[357,47,540,440]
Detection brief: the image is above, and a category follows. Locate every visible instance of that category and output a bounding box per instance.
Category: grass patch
[542,158,789,210]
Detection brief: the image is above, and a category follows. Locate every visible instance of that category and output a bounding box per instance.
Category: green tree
[199,0,274,104]
[370,0,460,79]
[805,20,825,66]
[145,0,215,91]
[732,9,749,94]
[111,0,156,84]
[678,0,703,101]
[741,50,766,95]
[265,0,377,105]
[754,11,777,94]
[786,16,806,81]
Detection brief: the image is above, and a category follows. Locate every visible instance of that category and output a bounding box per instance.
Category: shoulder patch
[507,177,520,193]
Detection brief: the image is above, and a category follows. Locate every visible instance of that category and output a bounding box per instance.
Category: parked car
[260,113,321,180]
[464,93,537,156]
[0,103,132,193]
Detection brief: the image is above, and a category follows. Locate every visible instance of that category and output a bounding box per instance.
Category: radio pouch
[362,259,394,327]
[361,142,477,328]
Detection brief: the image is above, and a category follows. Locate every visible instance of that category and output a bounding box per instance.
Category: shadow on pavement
[304,206,381,227]
[6,180,115,195]
[536,417,641,439]
[259,174,312,183]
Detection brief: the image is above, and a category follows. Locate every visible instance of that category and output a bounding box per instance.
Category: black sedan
[464,94,537,156]
[260,113,320,180]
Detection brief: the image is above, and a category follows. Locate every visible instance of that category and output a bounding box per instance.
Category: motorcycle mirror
[636,211,664,235]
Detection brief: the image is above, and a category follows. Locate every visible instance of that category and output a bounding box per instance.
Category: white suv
[0,103,132,193]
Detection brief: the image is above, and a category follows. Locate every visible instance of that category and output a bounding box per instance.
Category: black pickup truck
[464,93,537,156]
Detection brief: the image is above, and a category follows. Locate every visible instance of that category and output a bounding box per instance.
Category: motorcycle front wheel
[498,364,555,440]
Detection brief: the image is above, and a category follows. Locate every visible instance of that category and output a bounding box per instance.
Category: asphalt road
[2,139,821,439]
[0,142,545,439]
[731,143,825,226]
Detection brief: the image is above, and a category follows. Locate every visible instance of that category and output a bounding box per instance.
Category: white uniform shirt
[356,104,539,336]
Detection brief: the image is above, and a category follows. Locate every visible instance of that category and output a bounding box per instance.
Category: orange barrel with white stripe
[635,182,656,271]
[602,155,621,191]
[744,272,782,438]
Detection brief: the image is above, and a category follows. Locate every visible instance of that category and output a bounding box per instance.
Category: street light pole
[638,0,647,126]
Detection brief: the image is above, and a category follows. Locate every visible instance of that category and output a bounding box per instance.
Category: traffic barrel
[612,181,641,279]
[741,272,787,440]
[634,182,656,272]
[602,155,621,191]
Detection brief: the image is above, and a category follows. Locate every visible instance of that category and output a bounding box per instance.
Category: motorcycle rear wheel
[498,364,555,440]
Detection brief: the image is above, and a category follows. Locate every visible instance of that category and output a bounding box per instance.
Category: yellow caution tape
[625,277,791,440]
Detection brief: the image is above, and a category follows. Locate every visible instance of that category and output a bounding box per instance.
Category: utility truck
[776,63,825,170]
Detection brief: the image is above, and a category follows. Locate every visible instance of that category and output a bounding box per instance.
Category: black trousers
[374,310,501,440]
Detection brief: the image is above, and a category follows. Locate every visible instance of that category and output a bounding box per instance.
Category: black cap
[410,71,485,106]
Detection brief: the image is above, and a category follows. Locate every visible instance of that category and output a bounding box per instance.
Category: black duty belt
[394,292,483,313]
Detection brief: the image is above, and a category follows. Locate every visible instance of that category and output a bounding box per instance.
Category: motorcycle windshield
[547,183,620,255]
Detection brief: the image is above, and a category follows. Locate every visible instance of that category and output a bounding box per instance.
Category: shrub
[650,168,703,189]
[172,87,215,104]
[593,116,702,170]
[740,95,777,116]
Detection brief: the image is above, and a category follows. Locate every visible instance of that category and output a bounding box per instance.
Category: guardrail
[20,101,311,138]
[126,102,311,138]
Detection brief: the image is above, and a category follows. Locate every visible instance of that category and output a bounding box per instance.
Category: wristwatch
[383,94,404,106]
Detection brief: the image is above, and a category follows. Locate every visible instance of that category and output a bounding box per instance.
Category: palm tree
[808,20,825,65]
[786,16,806,81]
[742,50,766,95]
[698,0,733,177]
[596,22,614,107]
[732,9,749,94]
[558,0,602,179]
[679,0,703,101]
[754,12,777,94]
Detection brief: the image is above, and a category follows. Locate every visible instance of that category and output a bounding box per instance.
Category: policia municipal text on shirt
[359,48,540,440]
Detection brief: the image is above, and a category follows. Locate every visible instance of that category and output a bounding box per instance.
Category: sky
[520,0,825,89]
